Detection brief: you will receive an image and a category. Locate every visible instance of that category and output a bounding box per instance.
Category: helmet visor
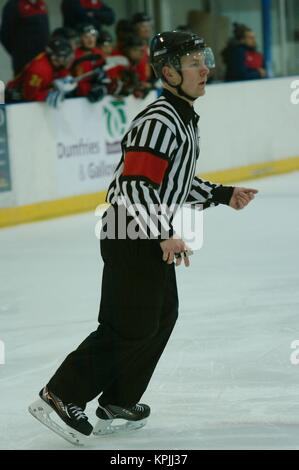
[203,47,215,69]
[180,48,215,70]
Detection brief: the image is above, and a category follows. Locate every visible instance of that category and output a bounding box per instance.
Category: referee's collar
[162,89,200,126]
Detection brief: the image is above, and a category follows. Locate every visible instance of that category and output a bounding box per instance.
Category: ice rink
[1,172,299,450]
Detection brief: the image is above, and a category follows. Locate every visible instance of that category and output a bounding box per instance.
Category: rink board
[0,78,299,228]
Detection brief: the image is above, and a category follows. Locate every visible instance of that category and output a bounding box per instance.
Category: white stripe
[149,121,162,149]
[137,112,177,136]
[140,182,164,237]
[160,128,172,154]
[162,144,184,204]
[129,182,150,238]
[138,120,151,147]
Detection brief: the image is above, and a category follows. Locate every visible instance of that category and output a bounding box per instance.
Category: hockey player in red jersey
[97,29,114,58]
[109,35,152,98]
[72,24,145,102]
[72,23,106,100]
[6,37,76,106]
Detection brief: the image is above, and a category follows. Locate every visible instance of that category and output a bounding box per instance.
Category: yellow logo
[29,74,42,88]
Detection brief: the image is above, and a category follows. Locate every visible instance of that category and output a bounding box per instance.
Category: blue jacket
[224,44,264,82]
[61,0,115,32]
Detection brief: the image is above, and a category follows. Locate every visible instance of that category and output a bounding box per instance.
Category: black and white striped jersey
[106,89,233,239]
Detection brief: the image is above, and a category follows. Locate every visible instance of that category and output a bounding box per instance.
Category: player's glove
[87,84,108,103]
[53,76,78,94]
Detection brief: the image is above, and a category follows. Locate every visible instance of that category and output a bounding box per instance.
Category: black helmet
[51,27,78,42]
[150,31,215,79]
[131,12,152,25]
[98,30,113,46]
[46,37,73,58]
[77,23,99,37]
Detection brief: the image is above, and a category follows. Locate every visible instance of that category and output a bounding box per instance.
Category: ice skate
[28,387,93,446]
[93,402,150,436]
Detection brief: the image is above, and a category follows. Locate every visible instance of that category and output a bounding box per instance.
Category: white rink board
[195,77,299,172]
[1,77,299,210]
[1,93,156,208]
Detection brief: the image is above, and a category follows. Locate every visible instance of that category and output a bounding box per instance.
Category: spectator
[0,0,50,76]
[222,23,266,81]
[6,37,76,106]
[61,0,115,33]
[51,27,79,52]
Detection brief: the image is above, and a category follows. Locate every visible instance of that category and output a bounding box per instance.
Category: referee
[32,31,258,439]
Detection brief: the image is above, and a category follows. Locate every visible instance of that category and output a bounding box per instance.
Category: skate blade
[28,398,88,447]
[93,417,147,436]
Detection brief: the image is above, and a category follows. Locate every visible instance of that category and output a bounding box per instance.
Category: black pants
[47,237,178,408]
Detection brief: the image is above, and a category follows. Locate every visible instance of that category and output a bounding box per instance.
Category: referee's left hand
[229,187,258,210]
[160,236,191,267]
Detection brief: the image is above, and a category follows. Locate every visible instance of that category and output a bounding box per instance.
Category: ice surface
[1,172,299,450]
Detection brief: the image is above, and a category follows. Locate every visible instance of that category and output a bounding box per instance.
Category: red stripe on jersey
[123,151,169,186]
[80,0,102,10]
[19,0,47,18]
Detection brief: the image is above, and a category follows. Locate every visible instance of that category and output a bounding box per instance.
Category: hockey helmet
[46,37,73,67]
[97,30,113,46]
[131,12,152,25]
[77,23,99,37]
[150,31,215,79]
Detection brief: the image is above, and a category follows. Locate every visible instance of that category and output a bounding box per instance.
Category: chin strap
[164,71,197,102]
[176,84,197,102]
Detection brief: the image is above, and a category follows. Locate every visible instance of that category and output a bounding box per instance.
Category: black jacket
[222,42,264,82]
[61,0,115,32]
[0,0,50,75]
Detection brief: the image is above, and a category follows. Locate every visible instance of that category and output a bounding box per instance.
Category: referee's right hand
[160,236,191,267]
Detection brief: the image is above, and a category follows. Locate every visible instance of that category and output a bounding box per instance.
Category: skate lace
[67,404,88,421]
[133,404,144,412]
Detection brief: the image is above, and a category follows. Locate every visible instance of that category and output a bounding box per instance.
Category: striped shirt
[106,88,233,239]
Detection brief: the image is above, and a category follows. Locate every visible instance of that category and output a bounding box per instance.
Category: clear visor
[203,47,215,68]
[180,47,215,70]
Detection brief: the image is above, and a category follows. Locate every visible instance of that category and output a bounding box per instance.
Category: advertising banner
[54,93,157,197]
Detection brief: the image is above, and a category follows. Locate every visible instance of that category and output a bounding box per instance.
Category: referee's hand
[160,236,191,267]
[229,187,258,210]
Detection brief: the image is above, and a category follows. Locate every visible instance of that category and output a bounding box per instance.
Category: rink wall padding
[0,191,108,227]
[0,77,299,228]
